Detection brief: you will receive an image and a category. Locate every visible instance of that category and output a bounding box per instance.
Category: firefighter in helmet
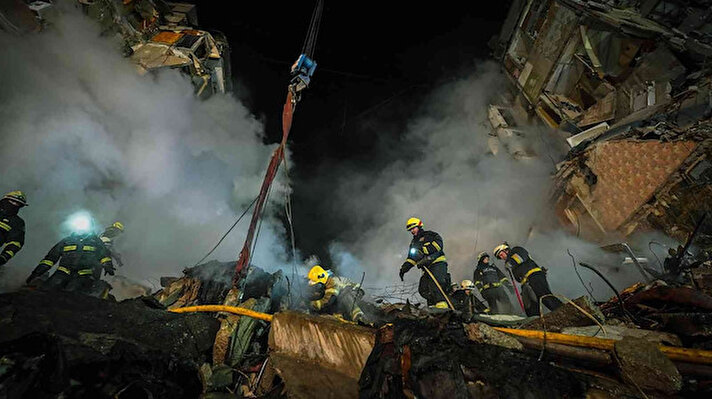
[99,221,125,268]
[26,212,115,294]
[493,242,562,316]
[0,191,27,268]
[473,252,515,314]
[399,217,452,308]
[307,265,367,323]
[451,279,488,319]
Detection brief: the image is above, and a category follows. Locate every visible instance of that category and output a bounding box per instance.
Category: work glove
[0,255,7,266]
[399,263,411,281]
[308,282,326,301]
[26,272,41,286]
[417,255,434,269]
[104,264,116,276]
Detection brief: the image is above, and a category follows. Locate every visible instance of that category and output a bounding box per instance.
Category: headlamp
[67,211,94,234]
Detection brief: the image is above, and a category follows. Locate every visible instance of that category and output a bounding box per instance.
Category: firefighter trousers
[44,271,94,294]
[522,272,563,316]
[482,287,515,314]
[418,262,451,306]
[336,286,366,322]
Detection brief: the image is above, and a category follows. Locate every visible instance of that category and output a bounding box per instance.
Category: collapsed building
[6,1,712,398]
[489,0,712,244]
[81,0,233,97]
[0,0,232,98]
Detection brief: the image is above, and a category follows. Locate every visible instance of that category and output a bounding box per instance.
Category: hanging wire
[248,181,276,270]
[567,248,597,301]
[281,155,300,304]
[648,240,666,272]
[191,195,259,268]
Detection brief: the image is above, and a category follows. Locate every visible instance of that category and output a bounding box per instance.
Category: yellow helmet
[2,190,28,206]
[307,265,329,285]
[405,217,423,231]
[112,221,124,231]
[493,243,510,258]
[460,280,474,289]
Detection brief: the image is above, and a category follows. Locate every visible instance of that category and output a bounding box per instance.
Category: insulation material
[268,311,375,399]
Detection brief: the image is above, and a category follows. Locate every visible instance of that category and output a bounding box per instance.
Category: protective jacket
[30,233,114,279]
[0,207,24,265]
[400,230,446,273]
[310,276,365,322]
[503,246,542,285]
[400,229,451,306]
[473,262,510,293]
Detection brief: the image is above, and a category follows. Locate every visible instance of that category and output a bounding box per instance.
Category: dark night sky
[190,1,511,262]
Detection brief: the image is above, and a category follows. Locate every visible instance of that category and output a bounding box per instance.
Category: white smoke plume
[0,5,292,290]
[324,62,677,306]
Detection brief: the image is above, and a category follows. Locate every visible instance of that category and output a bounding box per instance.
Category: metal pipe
[621,242,652,283]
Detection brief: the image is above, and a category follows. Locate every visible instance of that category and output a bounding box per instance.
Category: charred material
[0,290,219,398]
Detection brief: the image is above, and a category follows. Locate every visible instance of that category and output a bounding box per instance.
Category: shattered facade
[490,0,712,243]
[81,0,233,98]
[0,0,232,98]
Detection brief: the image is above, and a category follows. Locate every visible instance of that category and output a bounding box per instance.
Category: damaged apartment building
[80,0,234,98]
[0,0,232,98]
[489,0,712,244]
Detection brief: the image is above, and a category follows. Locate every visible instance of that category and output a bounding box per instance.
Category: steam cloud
[0,5,291,291]
[323,63,676,305]
[0,5,679,307]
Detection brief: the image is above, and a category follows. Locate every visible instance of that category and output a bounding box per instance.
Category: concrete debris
[614,336,683,395]
[489,0,712,245]
[0,0,232,98]
[463,322,524,351]
[522,296,605,332]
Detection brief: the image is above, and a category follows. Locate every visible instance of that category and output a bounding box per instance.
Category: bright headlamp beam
[68,212,92,233]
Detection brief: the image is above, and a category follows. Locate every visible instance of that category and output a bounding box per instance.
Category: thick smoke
[326,63,669,305]
[0,6,291,290]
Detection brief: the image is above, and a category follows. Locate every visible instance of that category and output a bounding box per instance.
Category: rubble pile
[359,287,712,398]
[0,290,219,398]
[153,262,291,398]
[488,0,712,243]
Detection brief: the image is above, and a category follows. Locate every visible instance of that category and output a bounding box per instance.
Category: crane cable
[301,0,324,58]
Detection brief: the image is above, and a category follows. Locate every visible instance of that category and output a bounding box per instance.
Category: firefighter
[99,221,125,267]
[399,217,452,308]
[26,213,115,294]
[0,191,27,268]
[493,243,562,316]
[307,265,367,323]
[473,252,515,314]
[451,280,488,319]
